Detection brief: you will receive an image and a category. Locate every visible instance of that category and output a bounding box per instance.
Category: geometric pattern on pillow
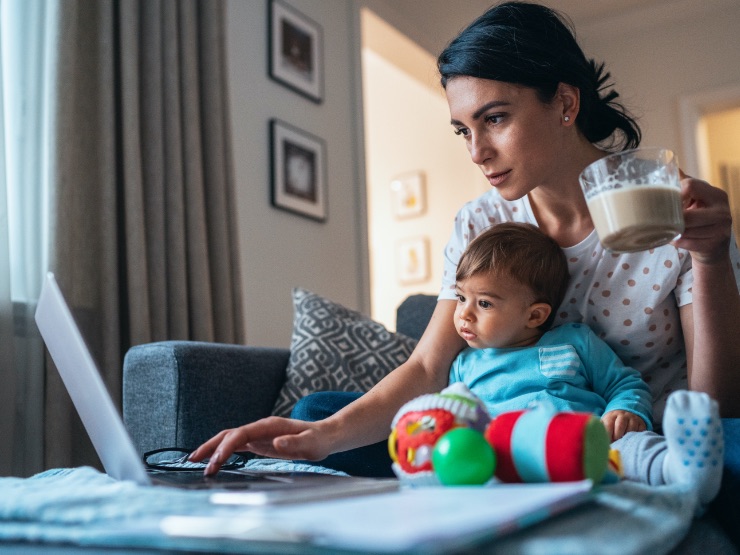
[271,288,419,418]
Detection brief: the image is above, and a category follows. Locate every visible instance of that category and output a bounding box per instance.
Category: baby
[449,222,723,504]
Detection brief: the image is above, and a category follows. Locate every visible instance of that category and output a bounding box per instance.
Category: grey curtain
[45,0,244,470]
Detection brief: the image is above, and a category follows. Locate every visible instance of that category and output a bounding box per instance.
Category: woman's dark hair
[456,223,570,331]
[437,1,641,151]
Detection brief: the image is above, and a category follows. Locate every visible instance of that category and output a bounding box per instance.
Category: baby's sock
[662,390,724,505]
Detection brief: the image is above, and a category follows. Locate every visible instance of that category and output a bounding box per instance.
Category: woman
[190,1,740,477]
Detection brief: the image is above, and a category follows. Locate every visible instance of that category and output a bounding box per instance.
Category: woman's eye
[485,113,504,125]
[453,127,469,137]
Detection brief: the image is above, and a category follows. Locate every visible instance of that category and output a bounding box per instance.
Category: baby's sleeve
[582,327,654,430]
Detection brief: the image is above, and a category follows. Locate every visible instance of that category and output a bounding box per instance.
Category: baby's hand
[601,410,647,441]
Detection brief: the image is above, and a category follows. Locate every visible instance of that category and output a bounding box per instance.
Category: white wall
[362,47,487,329]
[225,0,366,348]
[575,0,740,161]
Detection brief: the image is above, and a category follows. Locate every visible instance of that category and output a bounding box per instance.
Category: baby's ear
[527,303,552,329]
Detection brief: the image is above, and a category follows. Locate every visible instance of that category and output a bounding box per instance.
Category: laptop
[35,272,398,503]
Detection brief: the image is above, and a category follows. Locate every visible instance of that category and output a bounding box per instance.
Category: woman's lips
[485,170,511,187]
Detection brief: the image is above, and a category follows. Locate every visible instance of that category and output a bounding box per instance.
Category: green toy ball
[432,428,496,486]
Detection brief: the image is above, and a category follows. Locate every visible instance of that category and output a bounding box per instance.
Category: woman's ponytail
[577,60,641,150]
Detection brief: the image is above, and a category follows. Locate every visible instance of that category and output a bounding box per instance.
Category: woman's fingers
[188,417,329,475]
[188,429,232,462]
[674,175,733,263]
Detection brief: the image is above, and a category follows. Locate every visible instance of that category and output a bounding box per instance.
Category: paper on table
[162,480,594,553]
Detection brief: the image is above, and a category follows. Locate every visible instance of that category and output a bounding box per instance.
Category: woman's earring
[563,115,571,122]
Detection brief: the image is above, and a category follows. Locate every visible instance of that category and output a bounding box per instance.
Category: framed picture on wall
[396,237,429,284]
[268,0,323,103]
[391,172,425,219]
[270,119,327,222]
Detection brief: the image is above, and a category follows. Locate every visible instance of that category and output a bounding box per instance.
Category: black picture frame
[270,119,327,222]
[268,0,324,103]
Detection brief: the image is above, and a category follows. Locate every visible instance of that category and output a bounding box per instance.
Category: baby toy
[431,427,496,486]
[387,383,491,486]
[388,384,613,486]
[485,406,611,483]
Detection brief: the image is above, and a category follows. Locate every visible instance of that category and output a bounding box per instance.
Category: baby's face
[454,272,541,349]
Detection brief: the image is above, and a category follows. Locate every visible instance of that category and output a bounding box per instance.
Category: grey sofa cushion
[271,288,418,417]
[396,294,438,340]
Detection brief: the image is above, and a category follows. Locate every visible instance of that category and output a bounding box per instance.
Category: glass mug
[579,148,684,253]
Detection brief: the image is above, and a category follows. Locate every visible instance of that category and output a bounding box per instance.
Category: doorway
[360,9,488,330]
[680,85,740,244]
[700,107,740,243]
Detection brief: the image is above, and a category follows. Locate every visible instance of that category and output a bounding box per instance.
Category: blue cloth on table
[0,462,700,554]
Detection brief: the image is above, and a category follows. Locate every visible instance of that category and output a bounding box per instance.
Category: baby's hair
[455,222,569,330]
[437,1,641,151]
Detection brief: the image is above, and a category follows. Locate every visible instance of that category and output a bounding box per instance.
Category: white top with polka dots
[440,188,740,423]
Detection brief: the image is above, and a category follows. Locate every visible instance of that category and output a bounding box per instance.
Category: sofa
[122,292,437,457]
[122,291,739,553]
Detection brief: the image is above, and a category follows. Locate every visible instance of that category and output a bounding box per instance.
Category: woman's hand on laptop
[189,417,333,475]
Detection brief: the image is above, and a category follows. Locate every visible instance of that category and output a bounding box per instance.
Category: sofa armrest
[122,341,289,455]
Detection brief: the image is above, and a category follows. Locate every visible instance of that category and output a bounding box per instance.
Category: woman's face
[445,77,565,201]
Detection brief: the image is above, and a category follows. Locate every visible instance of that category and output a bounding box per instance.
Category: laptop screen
[35,273,151,485]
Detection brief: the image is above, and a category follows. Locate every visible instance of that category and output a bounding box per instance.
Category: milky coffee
[579,148,683,253]
[586,185,684,252]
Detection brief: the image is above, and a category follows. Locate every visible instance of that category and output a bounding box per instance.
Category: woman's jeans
[290,391,395,478]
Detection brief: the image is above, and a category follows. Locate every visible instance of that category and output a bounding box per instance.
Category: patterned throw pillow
[271,288,419,418]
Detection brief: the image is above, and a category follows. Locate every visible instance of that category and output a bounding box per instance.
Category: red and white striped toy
[485,406,611,483]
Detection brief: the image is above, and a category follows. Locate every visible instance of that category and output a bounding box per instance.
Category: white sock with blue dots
[662,390,724,505]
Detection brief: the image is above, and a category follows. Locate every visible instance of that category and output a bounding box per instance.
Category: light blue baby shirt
[449,323,654,430]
